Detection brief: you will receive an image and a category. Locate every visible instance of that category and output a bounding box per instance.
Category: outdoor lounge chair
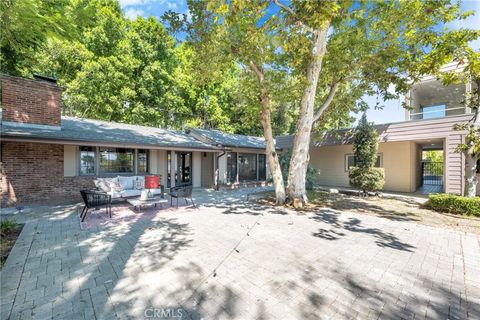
[169,184,195,208]
[80,189,112,222]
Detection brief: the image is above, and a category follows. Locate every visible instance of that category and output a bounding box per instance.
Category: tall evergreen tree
[349,114,385,194]
[353,114,379,169]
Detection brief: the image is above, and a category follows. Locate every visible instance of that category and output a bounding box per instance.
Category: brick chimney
[0,74,62,127]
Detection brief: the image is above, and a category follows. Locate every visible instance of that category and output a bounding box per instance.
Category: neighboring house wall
[309,141,420,193]
[478,174,480,196]
[445,134,464,194]
[277,114,472,195]
[1,142,95,206]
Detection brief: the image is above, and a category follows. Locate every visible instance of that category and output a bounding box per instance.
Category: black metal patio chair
[169,184,195,208]
[80,189,112,222]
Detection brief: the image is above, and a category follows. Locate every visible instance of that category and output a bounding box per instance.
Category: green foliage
[279,149,317,190]
[423,151,444,163]
[352,114,379,168]
[423,151,444,175]
[427,194,480,216]
[0,0,75,76]
[0,220,18,236]
[3,1,243,131]
[348,167,385,193]
[349,114,385,192]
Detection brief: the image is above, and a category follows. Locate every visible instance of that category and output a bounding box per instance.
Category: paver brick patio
[1,188,479,319]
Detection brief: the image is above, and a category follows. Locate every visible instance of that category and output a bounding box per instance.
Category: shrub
[279,149,317,190]
[348,167,385,193]
[348,114,385,193]
[426,194,480,216]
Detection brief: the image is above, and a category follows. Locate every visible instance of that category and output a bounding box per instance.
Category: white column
[405,89,412,121]
[170,151,176,188]
[193,152,201,188]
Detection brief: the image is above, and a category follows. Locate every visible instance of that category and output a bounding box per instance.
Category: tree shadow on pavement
[310,209,415,252]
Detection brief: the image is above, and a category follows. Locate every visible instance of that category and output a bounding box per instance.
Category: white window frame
[79,146,96,176]
[78,146,150,177]
[344,153,383,172]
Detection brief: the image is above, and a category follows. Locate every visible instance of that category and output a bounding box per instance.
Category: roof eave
[1,134,225,152]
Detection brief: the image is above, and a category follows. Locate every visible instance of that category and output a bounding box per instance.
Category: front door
[176,152,192,186]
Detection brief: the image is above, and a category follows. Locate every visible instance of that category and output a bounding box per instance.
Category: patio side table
[127,196,168,211]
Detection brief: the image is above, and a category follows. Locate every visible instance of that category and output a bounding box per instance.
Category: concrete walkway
[1,188,479,319]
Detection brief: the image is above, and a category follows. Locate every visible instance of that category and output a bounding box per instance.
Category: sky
[119,0,480,125]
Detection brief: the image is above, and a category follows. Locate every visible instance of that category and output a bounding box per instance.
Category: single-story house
[0,74,270,206]
[277,62,479,196]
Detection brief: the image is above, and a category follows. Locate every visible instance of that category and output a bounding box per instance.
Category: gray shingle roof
[1,114,221,150]
[275,124,392,148]
[188,128,266,149]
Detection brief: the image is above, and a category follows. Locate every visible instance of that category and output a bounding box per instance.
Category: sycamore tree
[181,0,478,207]
[270,0,480,207]
[177,0,306,204]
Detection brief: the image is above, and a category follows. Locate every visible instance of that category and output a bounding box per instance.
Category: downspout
[215,151,226,191]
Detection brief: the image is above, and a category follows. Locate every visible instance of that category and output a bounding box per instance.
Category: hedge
[426,194,480,217]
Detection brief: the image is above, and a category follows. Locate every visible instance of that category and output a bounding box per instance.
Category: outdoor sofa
[93,176,164,200]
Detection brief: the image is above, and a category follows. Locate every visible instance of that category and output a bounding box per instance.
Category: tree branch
[272,0,313,33]
[313,82,340,123]
[248,61,264,83]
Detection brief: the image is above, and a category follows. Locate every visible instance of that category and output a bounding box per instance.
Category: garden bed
[255,191,480,233]
[1,220,23,267]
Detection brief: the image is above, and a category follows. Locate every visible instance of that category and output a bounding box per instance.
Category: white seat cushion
[120,189,141,198]
[107,190,122,199]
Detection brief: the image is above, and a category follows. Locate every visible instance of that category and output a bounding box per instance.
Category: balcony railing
[408,107,467,121]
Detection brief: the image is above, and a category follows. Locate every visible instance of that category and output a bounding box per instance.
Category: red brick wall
[0,74,61,126]
[1,142,95,206]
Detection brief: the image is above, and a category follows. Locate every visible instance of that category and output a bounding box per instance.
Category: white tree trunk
[261,104,286,205]
[465,153,478,197]
[249,62,286,205]
[464,91,479,197]
[286,27,329,208]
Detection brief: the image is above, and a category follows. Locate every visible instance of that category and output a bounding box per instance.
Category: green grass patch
[0,220,18,236]
[426,194,480,217]
[1,219,22,267]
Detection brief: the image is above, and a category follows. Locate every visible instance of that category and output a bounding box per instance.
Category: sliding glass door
[238,153,257,181]
[176,152,192,185]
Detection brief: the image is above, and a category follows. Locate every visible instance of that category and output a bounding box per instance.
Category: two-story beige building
[277,63,479,196]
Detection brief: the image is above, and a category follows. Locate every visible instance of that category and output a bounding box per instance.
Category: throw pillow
[145,175,159,189]
[118,176,134,190]
[110,181,123,192]
[96,179,111,192]
[134,178,145,190]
